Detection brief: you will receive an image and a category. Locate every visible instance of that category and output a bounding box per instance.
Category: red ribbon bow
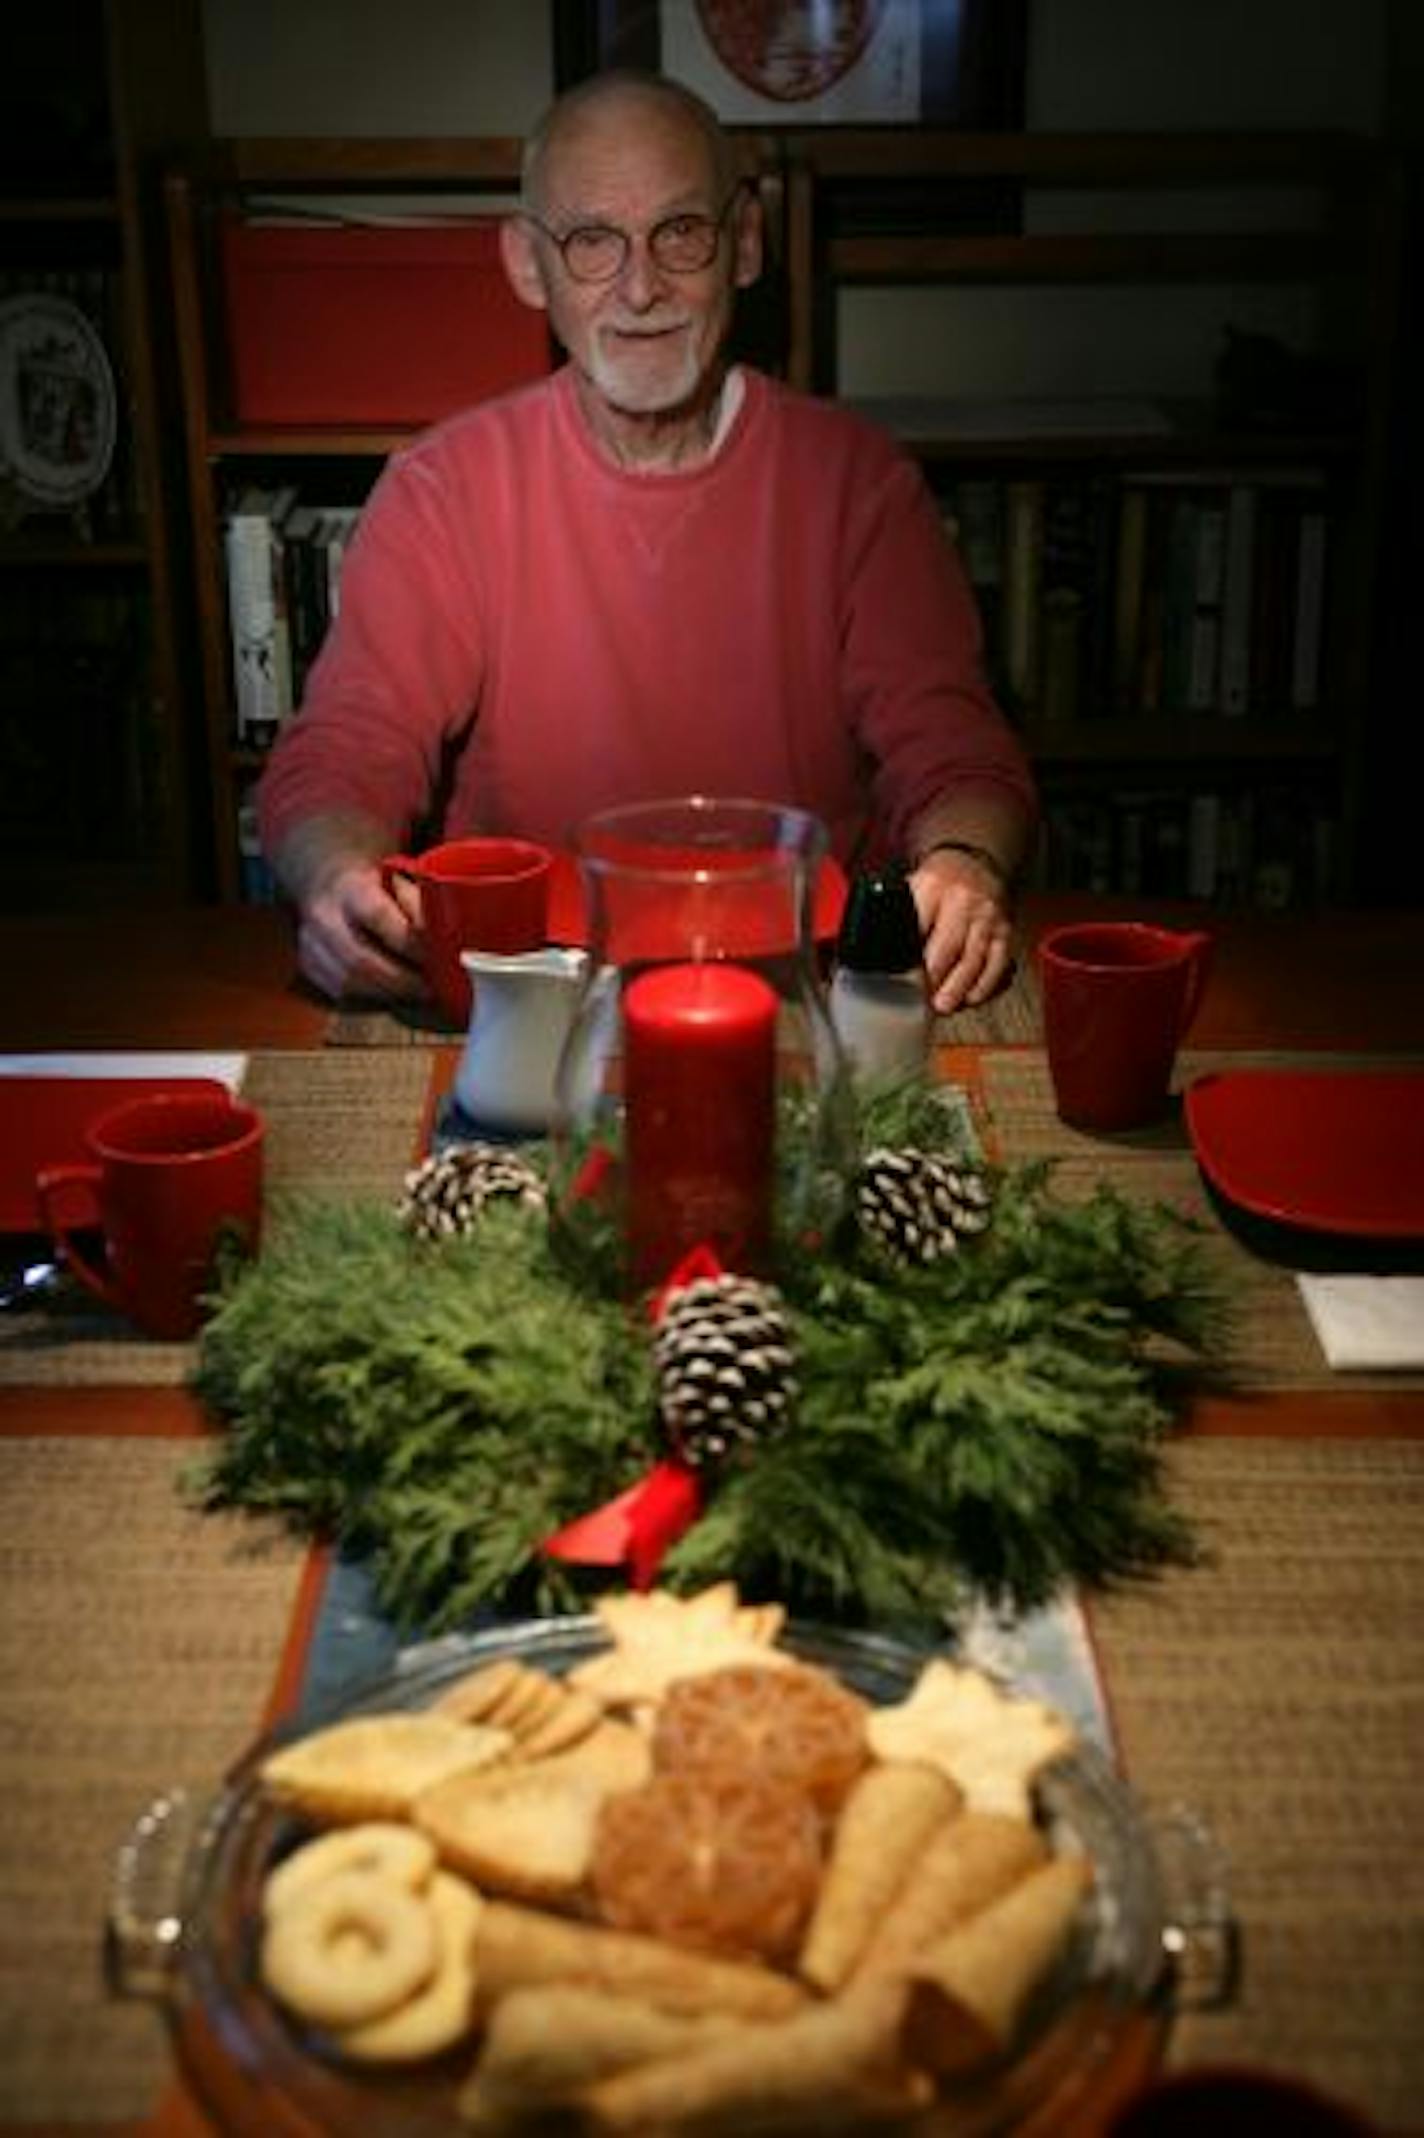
[540,1245,724,1589]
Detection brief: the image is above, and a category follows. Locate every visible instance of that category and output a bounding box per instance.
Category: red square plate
[1185,1069,1424,1239]
[0,1076,229,1234]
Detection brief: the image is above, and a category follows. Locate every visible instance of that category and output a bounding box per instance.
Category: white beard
[586,317,704,415]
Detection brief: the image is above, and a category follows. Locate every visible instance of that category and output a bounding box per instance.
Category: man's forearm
[268,810,397,908]
[906,792,1037,891]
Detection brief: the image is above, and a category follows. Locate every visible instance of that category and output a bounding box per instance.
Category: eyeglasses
[523,188,742,285]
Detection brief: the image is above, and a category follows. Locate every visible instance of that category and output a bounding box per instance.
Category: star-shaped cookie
[865,1660,1075,1819]
[569,1582,789,1708]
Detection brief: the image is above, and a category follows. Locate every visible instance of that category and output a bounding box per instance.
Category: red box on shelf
[220,216,553,426]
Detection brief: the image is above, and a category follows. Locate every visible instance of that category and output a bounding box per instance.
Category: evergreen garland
[190,1086,1232,1638]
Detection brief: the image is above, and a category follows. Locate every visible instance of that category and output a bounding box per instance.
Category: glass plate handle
[1149,1799,1238,2011]
[105,1786,199,2000]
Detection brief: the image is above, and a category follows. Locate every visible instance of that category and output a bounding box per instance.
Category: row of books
[1033,785,1339,909]
[223,484,363,744]
[943,470,1333,728]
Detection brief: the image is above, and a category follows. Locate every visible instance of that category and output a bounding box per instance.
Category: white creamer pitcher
[454,946,588,1137]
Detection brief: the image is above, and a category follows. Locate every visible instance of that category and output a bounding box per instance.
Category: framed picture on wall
[553,1,1027,127]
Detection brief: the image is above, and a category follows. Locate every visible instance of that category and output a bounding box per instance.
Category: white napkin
[1296,1274,1424,1370]
[0,1051,248,1088]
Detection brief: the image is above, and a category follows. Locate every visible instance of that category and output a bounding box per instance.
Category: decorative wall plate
[0,292,117,508]
[694,0,888,102]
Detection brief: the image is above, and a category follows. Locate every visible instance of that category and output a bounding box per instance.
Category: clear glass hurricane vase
[550,797,854,1295]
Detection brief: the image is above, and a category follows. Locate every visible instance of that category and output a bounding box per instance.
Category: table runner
[0,1433,1419,2126]
[981,1048,1424,1393]
[0,1050,434,1389]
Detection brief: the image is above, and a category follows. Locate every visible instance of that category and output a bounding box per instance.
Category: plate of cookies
[109,1585,1173,2136]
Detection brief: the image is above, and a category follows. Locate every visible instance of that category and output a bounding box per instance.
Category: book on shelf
[1217,483,1257,717]
[942,479,1005,703]
[1001,479,1044,718]
[278,502,325,706]
[1187,492,1227,713]
[1290,504,1328,712]
[223,484,297,747]
[1187,792,1222,901]
[318,507,362,620]
[1036,476,1115,728]
[1111,485,1150,718]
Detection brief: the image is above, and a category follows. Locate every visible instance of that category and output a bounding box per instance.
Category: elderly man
[257,70,1036,1012]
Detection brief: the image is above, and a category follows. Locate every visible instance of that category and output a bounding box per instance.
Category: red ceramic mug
[1037,921,1212,1131]
[35,1091,264,1340]
[381,836,552,1025]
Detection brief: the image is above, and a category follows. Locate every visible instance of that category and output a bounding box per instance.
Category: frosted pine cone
[654,1274,796,1470]
[397,1143,546,1241]
[857,1146,992,1265]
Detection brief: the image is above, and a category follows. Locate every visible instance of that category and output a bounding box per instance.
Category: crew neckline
[559,363,756,481]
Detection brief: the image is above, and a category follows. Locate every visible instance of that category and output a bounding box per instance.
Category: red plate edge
[1184,1068,1424,1240]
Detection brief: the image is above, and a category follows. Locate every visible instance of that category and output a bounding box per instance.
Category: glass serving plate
[108,1615,1226,2137]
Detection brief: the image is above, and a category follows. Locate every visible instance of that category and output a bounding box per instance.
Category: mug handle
[1178,931,1214,1038]
[34,1162,125,1315]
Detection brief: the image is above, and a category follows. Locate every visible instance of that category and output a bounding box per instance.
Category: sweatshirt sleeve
[837,444,1037,855]
[256,443,486,858]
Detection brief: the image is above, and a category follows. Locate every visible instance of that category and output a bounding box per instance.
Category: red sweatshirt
[257,364,1034,869]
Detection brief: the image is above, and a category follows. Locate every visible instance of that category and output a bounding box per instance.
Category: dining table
[1,890,1421,2138]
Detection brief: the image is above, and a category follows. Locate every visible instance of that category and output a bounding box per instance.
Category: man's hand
[295,856,428,1005]
[908,847,1014,1015]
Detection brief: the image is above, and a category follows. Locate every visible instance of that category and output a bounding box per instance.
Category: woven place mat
[936,953,1042,1044]
[0,1049,434,1390]
[980,1048,1424,1392]
[1089,1435,1424,2132]
[326,1003,457,1047]
[0,1432,307,2123]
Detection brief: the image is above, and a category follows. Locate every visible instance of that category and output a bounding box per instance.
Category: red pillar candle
[623,961,779,1289]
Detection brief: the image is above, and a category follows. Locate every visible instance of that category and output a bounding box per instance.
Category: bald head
[522,71,737,217]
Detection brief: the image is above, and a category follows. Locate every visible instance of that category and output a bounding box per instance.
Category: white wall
[1026,0,1386,132]
[201,0,551,135]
